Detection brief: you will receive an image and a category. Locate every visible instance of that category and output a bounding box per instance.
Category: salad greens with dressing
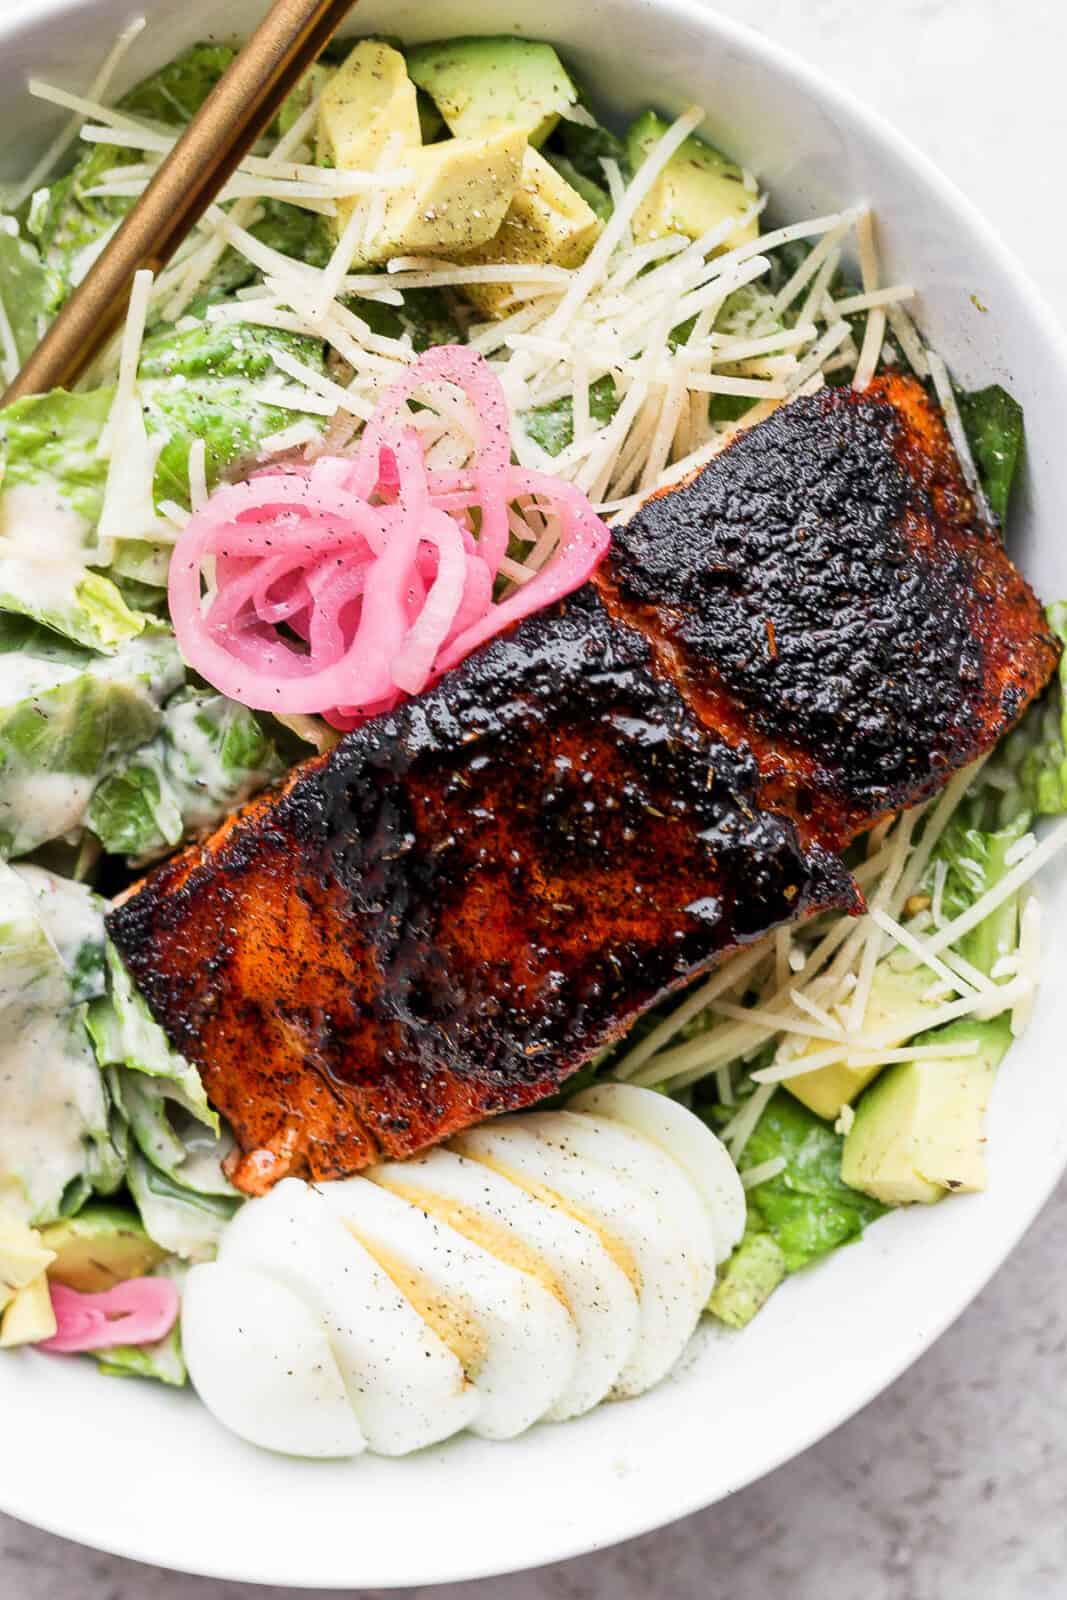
[0,29,1062,1390]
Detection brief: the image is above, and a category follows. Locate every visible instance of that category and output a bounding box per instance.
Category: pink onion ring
[168,346,611,722]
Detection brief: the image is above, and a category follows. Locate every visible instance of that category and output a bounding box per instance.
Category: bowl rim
[2,0,1067,1585]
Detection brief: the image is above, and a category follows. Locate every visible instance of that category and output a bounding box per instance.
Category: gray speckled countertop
[4,0,1066,1594]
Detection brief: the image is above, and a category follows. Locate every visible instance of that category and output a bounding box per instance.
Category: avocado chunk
[625,110,757,251]
[0,1273,55,1347]
[841,1017,1011,1206]
[361,126,526,264]
[407,37,577,147]
[458,147,603,317]
[708,1228,786,1329]
[317,40,421,233]
[785,962,946,1121]
[39,1202,167,1292]
[0,1212,55,1313]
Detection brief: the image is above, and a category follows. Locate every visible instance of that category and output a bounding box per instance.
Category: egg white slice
[521,1111,717,1301]
[319,1173,578,1440]
[219,1178,477,1456]
[453,1117,709,1398]
[182,1262,367,1459]
[373,1147,640,1421]
[569,1083,746,1261]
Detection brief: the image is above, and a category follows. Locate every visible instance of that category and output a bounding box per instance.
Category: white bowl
[3,0,1067,1586]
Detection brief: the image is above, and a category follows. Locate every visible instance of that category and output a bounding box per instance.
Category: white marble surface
[4,0,1067,1594]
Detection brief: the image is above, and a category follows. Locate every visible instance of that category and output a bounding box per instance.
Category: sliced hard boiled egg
[452,1117,707,1398]
[569,1082,746,1261]
[319,1172,579,1440]
[372,1146,640,1420]
[520,1110,718,1303]
[181,1262,367,1459]
[218,1178,477,1455]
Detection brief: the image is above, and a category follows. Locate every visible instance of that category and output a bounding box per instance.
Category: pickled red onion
[37,1279,180,1354]
[168,346,610,722]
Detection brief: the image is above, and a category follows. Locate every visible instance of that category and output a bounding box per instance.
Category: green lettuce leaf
[0,386,111,524]
[707,1215,786,1329]
[29,44,331,317]
[88,944,240,1251]
[548,112,627,186]
[0,322,327,590]
[126,1152,240,1261]
[88,686,284,861]
[523,374,619,457]
[922,810,1031,978]
[97,1319,187,1387]
[0,223,60,362]
[0,624,182,857]
[89,944,217,1127]
[11,864,106,1003]
[735,1092,888,1273]
[957,384,1024,527]
[973,602,1067,825]
[0,861,117,1224]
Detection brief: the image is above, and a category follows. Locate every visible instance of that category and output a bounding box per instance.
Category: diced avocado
[407,37,577,147]
[361,126,526,264]
[0,1273,55,1347]
[842,1017,1011,1206]
[708,1228,786,1329]
[0,1213,55,1311]
[39,1203,167,1292]
[457,147,602,317]
[316,41,421,233]
[785,962,945,1121]
[625,110,757,251]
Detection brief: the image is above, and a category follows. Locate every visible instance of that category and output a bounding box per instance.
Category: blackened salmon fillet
[603,373,1060,845]
[108,588,855,1191]
[107,373,1059,1191]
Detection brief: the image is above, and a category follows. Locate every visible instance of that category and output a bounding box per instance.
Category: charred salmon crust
[604,373,1060,846]
[107,587,856,1191]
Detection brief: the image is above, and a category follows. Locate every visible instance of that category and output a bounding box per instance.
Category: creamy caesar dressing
[0,653,81,701]
[0,771,95,852]
[12,864,105,1002]
[0,483,92,560]
[0,864,108,1224]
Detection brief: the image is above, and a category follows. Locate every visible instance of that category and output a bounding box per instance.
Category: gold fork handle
[3,0,357,403]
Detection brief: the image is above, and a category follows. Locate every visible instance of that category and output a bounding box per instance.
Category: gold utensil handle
[3,0,357,404]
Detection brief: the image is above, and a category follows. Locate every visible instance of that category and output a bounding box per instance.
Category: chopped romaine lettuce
[707,1216,786,1329]
[0,223,60,363]
[957,384,1024,527]
[548,111,627,187]
[0,386,111,525]
[0,321,328,592]
[29,45,331,313]
[973,602,1067,825]
[0,563,146,655]
[544,154,612,219]
[126,1152,239,1262]
[89,943,217,1127]
[732,1091,888,1273]
[922,811,1030,977]
[88,944,241,1255]
[97,1318,187,1387]
[88,687,284,860]
[11,864,106,1002]
[0,861,117,1224]
[352,285,465,353]
[523,374,619,456]
[0,624,182,858]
